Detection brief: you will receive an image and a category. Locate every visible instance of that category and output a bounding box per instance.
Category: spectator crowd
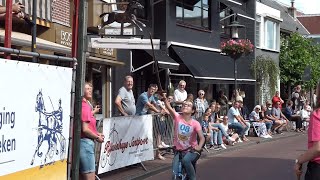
[112,77,312,159]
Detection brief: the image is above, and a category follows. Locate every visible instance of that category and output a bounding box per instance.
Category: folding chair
[250,121,259,137]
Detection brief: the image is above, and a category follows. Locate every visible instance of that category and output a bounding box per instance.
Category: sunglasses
[183,103,193,107]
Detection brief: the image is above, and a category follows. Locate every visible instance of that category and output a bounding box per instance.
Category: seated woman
[249,105,272,138]
[200,108,233,150]
[199,108,216,147]
[259,105,273,135]
[283,100,303,132]
[220,116,240,145]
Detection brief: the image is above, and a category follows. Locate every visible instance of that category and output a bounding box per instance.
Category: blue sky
[276,0,320,14]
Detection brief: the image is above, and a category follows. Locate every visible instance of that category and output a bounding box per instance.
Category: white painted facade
[256,2,282,51]
[256,2,282,104]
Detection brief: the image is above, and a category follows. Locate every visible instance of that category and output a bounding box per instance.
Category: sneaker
[227,136,236,142]
[261,135,269,139]
[213,144,221,150]
[219,144,227,149]
[208,144,214,149]
[161,142,169,148]
[261,135,267,138]
[276,129,283,134]
[237,138,243,143]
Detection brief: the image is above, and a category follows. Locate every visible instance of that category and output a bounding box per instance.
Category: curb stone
[130,132,304,180]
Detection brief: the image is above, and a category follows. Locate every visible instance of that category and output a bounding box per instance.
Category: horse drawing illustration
[31,90,66,167]
[97,0,146,32]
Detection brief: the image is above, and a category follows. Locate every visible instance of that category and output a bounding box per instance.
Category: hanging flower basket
[221,39,254,60]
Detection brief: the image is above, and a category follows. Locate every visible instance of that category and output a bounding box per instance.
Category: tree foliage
[279,32,320,89]
[251,55,279,102]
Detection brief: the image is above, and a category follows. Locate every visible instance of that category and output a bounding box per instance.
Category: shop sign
[104,28,133,36]
[56,29,72,47]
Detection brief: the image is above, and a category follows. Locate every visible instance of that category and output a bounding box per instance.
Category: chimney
[288,0,296,18]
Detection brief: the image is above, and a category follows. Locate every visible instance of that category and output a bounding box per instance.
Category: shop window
[176,0,210,30]
[92,64,103,114]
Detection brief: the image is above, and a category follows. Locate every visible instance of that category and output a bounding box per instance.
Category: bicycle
[100,123,119,168]
[173,148,201,180]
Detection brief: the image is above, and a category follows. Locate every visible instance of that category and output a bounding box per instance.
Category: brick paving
[98,131,304,180]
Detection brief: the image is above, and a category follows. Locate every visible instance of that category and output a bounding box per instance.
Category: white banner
[98,115,154,174]
[0,59,72,179]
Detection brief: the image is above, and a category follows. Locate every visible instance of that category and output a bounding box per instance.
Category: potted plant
[220,39,254,60]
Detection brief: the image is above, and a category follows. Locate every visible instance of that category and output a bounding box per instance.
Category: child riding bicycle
[161,93,205,180]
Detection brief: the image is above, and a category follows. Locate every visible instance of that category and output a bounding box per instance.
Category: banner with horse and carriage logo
[0,59,72,179]
[98,115,154,174]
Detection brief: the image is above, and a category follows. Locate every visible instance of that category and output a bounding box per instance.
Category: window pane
[203,8,209,28]
[183,6,202,27]
[266,20,275,49]
[177,6,183,21]
[256,22,260,47]
[219,5,230,35]
[176,0,210,29]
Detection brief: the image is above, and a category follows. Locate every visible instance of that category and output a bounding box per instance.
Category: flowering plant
[221,39,254,58]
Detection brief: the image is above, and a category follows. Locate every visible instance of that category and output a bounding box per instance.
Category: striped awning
[0,0,51,21]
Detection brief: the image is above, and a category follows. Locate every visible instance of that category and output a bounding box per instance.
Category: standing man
[136,84,161,115]
[115,76,136,116]
[174,80,187,112]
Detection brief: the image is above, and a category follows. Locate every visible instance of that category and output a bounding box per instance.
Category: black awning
[170,46,255,83]
[145,50,180,70]
[176,0,201,10]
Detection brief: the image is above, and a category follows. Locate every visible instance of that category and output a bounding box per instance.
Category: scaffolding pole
[72,0,79,58]
[71,0,87,179]
[4,0,13,59]
[31,0,37,62]
[0,47,76,62]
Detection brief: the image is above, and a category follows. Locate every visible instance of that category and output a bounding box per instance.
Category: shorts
[80,138,96,173]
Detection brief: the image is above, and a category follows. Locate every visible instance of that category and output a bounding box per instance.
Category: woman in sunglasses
[194,90,209,120]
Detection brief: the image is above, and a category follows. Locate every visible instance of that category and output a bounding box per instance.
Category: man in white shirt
[227,101,250,141]
[173,80,187,112]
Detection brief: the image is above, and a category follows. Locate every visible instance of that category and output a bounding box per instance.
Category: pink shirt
[81,99,98,138]
[308,110,320,164]
[173,112,201,150]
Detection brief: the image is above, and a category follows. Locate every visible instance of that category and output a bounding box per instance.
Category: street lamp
[227,14,245,91]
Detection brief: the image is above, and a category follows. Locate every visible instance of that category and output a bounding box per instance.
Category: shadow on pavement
[146,157,307,180]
